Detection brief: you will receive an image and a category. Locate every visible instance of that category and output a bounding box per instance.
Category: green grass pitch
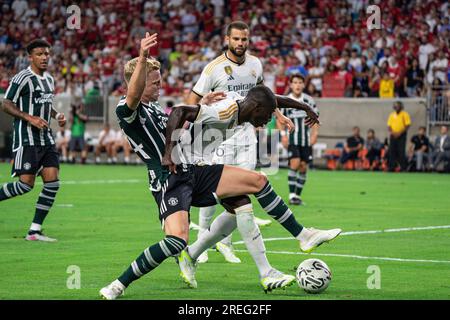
[0,163,449,300]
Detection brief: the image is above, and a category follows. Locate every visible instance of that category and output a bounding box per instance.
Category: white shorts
[212,143,257,170]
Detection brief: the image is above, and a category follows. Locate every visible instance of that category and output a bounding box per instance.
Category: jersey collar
[28,66,47,80]
[225,51,246,66]
[289,92,303,100]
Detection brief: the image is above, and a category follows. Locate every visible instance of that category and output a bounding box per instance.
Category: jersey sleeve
[310,97,319,115]
[4,76,29,104]
[194,98,238,126]
[116,98,138,125]
[192,67,214,97]
[255,58,264,84]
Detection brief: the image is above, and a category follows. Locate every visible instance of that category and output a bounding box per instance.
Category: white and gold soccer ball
[296,258,332,294]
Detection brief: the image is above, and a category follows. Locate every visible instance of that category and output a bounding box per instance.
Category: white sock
[198,205,216,238]
[235,204,272,278]
[189,211,237,260]
[30,223,42,232]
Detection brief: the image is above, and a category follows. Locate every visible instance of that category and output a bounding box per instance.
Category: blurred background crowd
[0,0,449,101]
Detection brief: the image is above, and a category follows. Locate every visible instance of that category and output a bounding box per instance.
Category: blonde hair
[123,57,160,83]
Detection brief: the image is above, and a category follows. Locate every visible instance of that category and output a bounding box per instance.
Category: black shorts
[69,137,85,152]
[11,145,60,177]
[152,164,224,222]
[288,145,313,163]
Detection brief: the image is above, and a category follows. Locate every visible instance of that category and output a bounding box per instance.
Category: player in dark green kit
[0,39,66,241]
[279,74,319,205]
[100,33,340,299]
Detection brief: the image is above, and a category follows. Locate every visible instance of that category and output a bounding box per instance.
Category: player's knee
[166,226,189,244]
[19,178,34,189]
[253,171,268,192]
[299,162,308,172]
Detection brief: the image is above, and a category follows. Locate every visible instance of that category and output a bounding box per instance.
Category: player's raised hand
[304,107,320,127]
[278,114,294,133]
[28,115,49,130]
[139,32,158,57]
[200,91,226,105]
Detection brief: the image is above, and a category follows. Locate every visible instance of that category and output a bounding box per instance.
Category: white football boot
[177,250,198,288]
[260,269,296,293]
[99,279,125,300]
[25,231,57,242]
[216,242,241,263]
[299,227,342,253]
[196,250,209,264]
[254,216,272,227]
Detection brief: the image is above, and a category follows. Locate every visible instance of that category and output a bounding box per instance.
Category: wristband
[280,130,287,137]
[56,113,62,120]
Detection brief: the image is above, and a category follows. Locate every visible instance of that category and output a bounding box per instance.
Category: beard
[229,45,247,57]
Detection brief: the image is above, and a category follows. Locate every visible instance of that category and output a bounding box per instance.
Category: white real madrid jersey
[192,52,264,146]
[178,91,243,165]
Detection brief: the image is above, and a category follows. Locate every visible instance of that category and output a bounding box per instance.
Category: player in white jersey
[186,21,294,264]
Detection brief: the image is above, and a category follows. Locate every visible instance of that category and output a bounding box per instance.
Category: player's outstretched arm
[275,95,320,127]
[126,32,158,110]
[162,104,200,172]
[1,99,48,129]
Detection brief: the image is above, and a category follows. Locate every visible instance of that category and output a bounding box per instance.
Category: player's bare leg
[100,210,189,299]
[180,196,295,291]
[216,165,341,252]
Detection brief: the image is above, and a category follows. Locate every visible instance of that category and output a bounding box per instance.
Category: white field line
[233,249,450,264]
[35,179,143,185]
[234,225,450,245]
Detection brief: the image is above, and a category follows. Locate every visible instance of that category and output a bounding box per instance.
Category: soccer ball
[296,258,332,294]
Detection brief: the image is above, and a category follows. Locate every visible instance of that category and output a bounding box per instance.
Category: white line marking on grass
[233,249,450,264]
[56,204,74,207]
[234,225,450,245]
[35,179,143,185]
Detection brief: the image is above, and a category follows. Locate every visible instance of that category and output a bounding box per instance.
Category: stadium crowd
[0,0,449,100]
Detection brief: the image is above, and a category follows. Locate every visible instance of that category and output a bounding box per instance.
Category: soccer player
[164,86,340,291]
[185,21,294,264]
[0,39,66,241]
[279,74,319,205]
[100,34,340,299]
